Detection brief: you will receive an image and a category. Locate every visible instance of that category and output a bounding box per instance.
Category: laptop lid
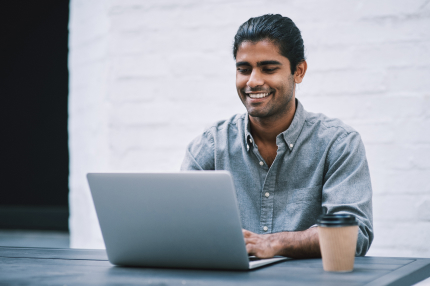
[87,171,252,270]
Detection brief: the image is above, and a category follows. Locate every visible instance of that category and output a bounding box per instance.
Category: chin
[247,109,272,118]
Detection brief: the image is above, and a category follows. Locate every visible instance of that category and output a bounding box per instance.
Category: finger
[242,229,252,237]
[246,243,255,255]
[244,237,258,245]
[243,229,259,239]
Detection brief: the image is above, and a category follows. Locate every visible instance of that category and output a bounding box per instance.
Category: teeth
[248,93,270,99]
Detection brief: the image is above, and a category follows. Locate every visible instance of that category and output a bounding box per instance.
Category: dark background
[0,1,70,230]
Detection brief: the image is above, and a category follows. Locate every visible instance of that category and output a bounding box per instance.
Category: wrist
[269,232,285,256]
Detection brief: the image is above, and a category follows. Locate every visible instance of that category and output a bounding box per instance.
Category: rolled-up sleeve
[180,130,215,171]
[322,131,374,256]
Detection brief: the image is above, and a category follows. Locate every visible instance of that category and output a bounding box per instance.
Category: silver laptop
[87,171,288,270]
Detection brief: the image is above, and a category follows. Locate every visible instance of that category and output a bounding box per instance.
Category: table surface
[1,246,430,286]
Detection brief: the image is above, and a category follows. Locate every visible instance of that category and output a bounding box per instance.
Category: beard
[242,77,295,120]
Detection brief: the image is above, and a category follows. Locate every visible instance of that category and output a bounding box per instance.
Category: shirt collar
[282,98,306,151]
[244,114,253,151]
[244,98,307,152]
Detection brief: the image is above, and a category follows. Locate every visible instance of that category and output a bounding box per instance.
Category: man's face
[236,40,295,119]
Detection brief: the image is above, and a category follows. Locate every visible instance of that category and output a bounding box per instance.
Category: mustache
[241,87,273,94]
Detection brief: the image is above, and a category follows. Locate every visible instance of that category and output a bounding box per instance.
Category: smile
[247,92,271,99]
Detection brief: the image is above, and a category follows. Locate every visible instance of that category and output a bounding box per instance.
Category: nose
[247,69,264,88]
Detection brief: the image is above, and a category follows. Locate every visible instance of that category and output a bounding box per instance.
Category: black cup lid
[317,214,358,227]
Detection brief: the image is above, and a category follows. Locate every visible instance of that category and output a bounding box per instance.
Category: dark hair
[233,14,305,74]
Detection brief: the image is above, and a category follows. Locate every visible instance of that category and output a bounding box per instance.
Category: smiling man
[181,14,373,258]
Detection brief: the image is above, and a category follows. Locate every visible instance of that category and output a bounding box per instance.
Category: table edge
[365,258,430,286]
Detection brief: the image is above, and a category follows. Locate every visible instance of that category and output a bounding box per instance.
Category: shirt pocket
[286,185,322,205]
[284,185,322,230]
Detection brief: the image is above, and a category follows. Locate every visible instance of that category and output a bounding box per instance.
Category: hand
[242,229,280,259]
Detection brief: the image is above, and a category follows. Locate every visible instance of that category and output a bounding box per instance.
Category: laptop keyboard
[248,256,262,261]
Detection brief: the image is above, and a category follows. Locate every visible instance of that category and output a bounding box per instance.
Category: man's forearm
[272,227,321,258]
[243,227,321,259]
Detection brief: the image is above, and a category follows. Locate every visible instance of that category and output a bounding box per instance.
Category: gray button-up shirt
[181,99,373,256]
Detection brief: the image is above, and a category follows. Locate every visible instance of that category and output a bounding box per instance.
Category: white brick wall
[68,0,430,258]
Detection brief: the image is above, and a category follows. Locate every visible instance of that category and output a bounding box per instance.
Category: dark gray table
[1,246,430,286]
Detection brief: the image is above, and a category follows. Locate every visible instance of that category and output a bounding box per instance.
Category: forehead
[236,40,287,63]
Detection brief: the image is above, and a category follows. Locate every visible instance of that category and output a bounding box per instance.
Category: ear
[294,60,307,84]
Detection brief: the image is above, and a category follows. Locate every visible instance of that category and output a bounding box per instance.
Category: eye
[263,67,278,73]
[237,68,250,74]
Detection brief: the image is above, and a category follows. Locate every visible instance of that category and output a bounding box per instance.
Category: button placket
[260,163,277,234]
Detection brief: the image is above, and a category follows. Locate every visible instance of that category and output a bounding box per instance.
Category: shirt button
[263,226,268,232]
[290,144,293,148]
[247,144,249,151]
[259,161,264,166]
[265,192,270,198]
[249,138,253,143]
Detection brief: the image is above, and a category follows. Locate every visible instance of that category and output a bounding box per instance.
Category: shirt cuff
[309,224,318,228]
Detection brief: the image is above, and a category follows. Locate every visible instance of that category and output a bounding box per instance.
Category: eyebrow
[236,60,282,67]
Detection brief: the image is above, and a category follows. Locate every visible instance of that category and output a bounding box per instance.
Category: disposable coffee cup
[317,214,358,272]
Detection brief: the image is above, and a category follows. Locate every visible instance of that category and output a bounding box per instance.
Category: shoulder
[186,113,245,149]
[203,113,245,138]
[302,111,367,165]
[304,110,359,144]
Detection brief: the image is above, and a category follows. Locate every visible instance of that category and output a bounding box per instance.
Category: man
[181,14,373,259]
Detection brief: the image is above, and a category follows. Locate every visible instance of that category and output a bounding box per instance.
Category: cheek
[272,76,292,92]
[263,78,281,91]
[236,74,248,89]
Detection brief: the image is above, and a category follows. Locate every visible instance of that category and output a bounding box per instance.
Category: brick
[292,0,427,22]
[142,27,235,54]
[69,38,108,68]
[367,244,430,258]
[373,194,430,221]
[365,144,430,170]
[350,118,430,145]
[357,0,427,18]
[108,5,183,32]
[306,17,430,46]
[168,52,230,77]
[108,77,164,103]
[386,67,430,93]
[368,221,430,257]
[349,41,430,69]
[299,94,427,122]
[371,169,430,195]
[349,122,395,144]
[110,54,170,79]
[305,45,352,72]
[353,95,427,120]
[417,199,430,221]
[172,3,241,29]
[69,1,109,47]
[109,124,196,153]
[112,147,185,171]
[107,28,234,56]
[394,119,430,143]
[302,69,385,96]
[388,169,430,195]
[110,101,173,125]
[69,63,109,107]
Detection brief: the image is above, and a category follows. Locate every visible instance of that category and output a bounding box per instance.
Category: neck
[249,98,296,145]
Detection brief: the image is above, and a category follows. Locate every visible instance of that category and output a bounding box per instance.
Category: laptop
[87,171,289,270]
